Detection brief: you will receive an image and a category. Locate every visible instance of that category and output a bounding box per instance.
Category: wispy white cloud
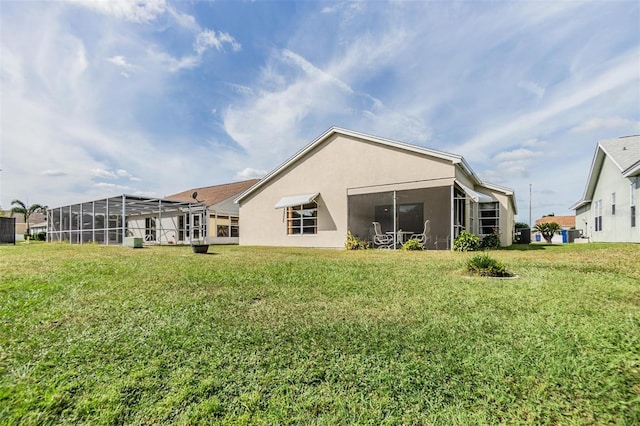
[106,55,141,73]
[494,148,543,162]
[454,50,640,159]
[94,182,133,192]
[517,80,545,100]
[1,0,638,224]
[195,29,241,54]
[70,0,168,23]
[226,83,254,96]
[522,138,551,149]
[235,168,267,180]
[570,117,640,134]
[41,170,69,177]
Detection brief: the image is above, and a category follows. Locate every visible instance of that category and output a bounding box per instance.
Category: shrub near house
[534,222,561,243]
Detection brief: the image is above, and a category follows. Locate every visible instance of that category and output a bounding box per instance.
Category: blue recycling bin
[535,233,540,242]
[561,229,568,243]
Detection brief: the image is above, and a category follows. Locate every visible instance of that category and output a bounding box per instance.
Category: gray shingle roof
[599,135,640,173]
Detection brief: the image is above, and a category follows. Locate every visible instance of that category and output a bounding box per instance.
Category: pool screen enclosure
[47,195,205,245]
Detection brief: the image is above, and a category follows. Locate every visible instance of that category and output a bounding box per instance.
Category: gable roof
[166,179,259,207]
[12,212,46,225]
[535,215,575,229]
[571,135,640,210]
[235,127,515,210]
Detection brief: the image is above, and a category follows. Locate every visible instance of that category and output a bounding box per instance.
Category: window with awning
[275,193,319,235]
[455,181,494,203]
[274,193,319,209]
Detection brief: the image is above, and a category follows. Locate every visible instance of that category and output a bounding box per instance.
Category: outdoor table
[386,230,413,248]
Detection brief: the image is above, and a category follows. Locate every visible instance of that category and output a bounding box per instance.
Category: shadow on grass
[501,244,550,251]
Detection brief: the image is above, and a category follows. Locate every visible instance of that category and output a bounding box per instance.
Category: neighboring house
[533,215,575,243]
[13,212,46,240]
[30,221,48,236]
[571,135,640,242]
[163,179,259,244]
[235,127,517,249]
[535,215,575,229]
[47,179,258,245]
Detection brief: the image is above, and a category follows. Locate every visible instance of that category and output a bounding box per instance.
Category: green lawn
[1,243,638,424]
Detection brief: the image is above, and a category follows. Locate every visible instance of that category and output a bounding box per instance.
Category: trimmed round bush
[453,231,480,252]
[402,239,424,251]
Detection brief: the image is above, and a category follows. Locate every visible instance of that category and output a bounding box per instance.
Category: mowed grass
[1,243,639,425]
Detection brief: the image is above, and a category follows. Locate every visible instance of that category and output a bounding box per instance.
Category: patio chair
[435,234,450,250]
[410,219,431,248]
[372,222,394,249]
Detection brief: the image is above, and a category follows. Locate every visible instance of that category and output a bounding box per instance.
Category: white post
[121,195,126,245]
[393,190,397,250]
[450,185,455,250]
[158,199,163,245]
[92,201,95,244]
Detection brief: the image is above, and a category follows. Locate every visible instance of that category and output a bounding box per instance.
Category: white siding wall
[584,156,639,242]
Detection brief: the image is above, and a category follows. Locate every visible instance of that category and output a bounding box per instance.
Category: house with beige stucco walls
[235,128,517,249]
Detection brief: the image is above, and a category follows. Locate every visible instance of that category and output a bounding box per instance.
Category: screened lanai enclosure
[47,195,207,245]
[347,181,502,249]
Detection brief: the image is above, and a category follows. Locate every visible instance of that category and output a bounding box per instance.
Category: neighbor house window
[611,192,616,215]
[193,215,200,239]
[479,202,499,235]
[594,200,603,231]
[287,203,318,235]
[215,215,240,237]
[632,182,637,228]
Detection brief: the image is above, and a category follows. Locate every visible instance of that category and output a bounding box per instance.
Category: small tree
[534,222,561,244]
[10,199,47,237]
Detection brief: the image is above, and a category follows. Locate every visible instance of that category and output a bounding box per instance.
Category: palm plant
[534,222,561,244]
[10,199,47,237]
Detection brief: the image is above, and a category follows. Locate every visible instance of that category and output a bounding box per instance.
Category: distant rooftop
[535,215,575,229]
[165,179,259,207]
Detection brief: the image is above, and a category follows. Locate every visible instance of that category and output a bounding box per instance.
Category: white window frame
[286,202,318,236]
[479,202,500,236]
[594,199,603,232]
[611,192,616,216]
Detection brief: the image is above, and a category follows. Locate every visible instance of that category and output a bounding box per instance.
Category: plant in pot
[191,238,209,254]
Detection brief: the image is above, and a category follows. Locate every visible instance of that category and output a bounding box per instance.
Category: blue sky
[1,0,639,223]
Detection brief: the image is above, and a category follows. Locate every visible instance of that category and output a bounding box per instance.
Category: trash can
[561,229,568,243]
[535,233,540,242]
[567,229,580,243]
